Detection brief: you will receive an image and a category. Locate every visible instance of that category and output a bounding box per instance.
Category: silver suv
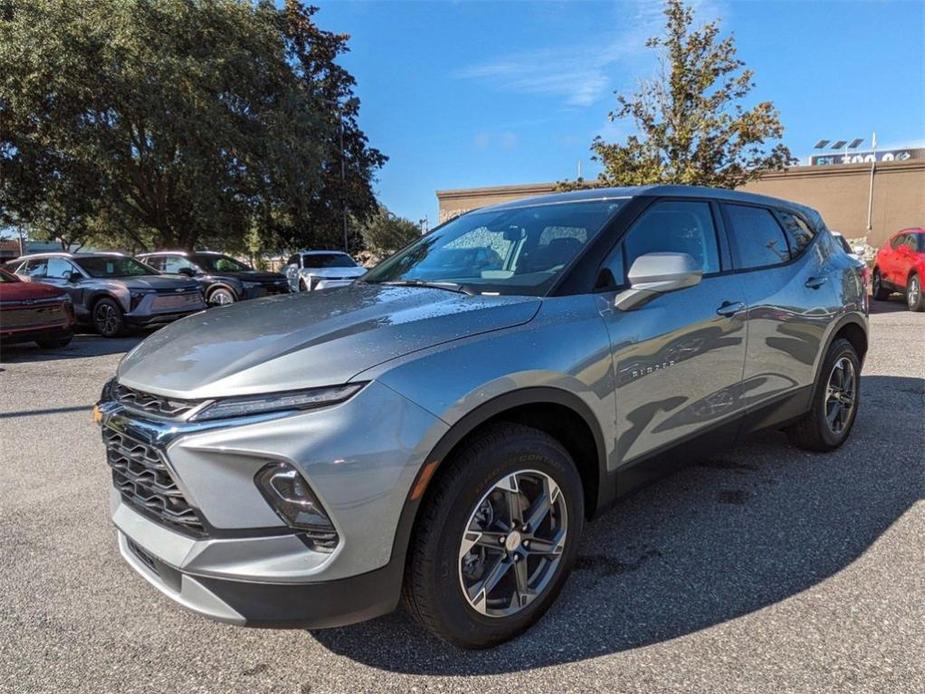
[95,186,868,648]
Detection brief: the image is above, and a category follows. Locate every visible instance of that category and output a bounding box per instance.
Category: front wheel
[92,298,125,338]
[871,268,890,300]
[208,286,236,306]
[402,422,584,648]
[786,338,860,452]
[906,273,923,312]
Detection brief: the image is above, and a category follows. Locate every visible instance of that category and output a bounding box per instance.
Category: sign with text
[810,148,923,166]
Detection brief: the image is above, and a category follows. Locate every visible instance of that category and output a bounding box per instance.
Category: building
[436,151,924,249]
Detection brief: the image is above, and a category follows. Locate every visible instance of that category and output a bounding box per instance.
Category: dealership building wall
[436,159,924,248]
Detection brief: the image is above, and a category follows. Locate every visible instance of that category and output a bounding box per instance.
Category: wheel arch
[818,313,868,378]
[206,282,239,301]
[388,387,609,584]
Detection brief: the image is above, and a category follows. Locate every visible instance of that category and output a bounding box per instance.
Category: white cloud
[454,0,726,108]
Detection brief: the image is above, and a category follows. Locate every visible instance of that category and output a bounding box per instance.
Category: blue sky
[316,0,925,226]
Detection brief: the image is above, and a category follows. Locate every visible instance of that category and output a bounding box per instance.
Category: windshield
[192,254,252,272]
[303,253,357,268]
[363,199,625,296]
[74,256,157,278]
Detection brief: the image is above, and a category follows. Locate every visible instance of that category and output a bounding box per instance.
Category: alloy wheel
[209,288,235,306]
[458,470,568,618]
[908,276,920,309]
[95,303,119,335]
[824,356,857,435]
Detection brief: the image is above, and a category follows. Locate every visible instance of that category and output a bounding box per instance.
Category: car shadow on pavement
[869,297,912,314]
[312,374,924,675]
[0,333,145,363]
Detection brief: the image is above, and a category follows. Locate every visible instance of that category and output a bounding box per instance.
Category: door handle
[805,276,828,289]
[716,300,745,317]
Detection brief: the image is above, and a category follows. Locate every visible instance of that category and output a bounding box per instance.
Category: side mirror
[614,252,702,311]
[177,267,196,277]
[67,271,82,283]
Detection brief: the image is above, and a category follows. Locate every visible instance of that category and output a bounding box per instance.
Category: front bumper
[99,380,447,627]
[124,292,207,326]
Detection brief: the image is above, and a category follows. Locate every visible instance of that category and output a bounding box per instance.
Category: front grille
[113,383,198,419]
[151,292,201,311]
[103,426,206,536]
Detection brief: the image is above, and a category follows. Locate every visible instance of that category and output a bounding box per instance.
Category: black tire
[402,422,584,649]
[871,267,890,300]
[299,279,308,292]
[786,338,860,452]
[207,286,236,306]
[905,273,924,312]
[92,297,125,338]
[35,335,72,349]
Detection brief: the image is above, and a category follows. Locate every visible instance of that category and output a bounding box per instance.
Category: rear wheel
[36,335,72,349]
[92,297,125,338]
[402,422,584,649]
[871,268,890,300]
[906,273,923,312]
[786,338,860,452]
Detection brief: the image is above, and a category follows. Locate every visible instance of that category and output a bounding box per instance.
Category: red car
[0,267,75,348]
[872,227,925,312]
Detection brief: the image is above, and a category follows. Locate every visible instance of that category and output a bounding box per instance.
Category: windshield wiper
[381,279,474,295]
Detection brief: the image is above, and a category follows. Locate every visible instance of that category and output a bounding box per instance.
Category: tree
[359,206,420,258]
[0,0,384,253]
[563,0,794,190]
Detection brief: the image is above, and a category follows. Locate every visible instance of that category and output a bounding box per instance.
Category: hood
[301,266,366,279]
[118,275,201,292]
[0,279,67,303]
[117,282,541,399]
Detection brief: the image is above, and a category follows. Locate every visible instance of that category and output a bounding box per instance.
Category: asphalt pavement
[1,300,922,693]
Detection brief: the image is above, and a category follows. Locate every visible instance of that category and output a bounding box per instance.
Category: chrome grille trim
[113,383,200,419]
[103,426,206,536]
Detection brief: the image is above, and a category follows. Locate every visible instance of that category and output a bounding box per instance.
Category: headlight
[190,383,365,422]
[129,289,155,310]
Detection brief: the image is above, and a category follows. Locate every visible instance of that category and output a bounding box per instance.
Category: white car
[284,251,366,292]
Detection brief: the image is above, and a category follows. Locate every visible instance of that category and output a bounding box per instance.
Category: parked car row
[1,248,368,345]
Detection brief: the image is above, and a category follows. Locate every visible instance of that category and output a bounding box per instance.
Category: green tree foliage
[563,0,794,191]
[359,206,420,258]
[0,0,385,252]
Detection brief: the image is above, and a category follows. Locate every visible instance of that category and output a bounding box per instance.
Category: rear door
[598,198,748,465]
[722,203,839,408]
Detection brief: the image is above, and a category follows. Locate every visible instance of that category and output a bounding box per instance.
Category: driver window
[600,200,720,287]
[24,259,48,278]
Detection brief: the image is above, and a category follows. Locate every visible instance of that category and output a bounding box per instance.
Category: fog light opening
[255,462,339,552]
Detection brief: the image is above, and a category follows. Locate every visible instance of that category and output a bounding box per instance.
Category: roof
[481,184,821,217]
[295,250,352,255]
[13,251,126,261]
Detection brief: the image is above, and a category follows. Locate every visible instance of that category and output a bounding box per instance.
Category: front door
[598,199,748,465]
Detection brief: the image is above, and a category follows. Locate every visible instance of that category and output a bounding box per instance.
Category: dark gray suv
[10,252,206,337]
[95,186,867,647]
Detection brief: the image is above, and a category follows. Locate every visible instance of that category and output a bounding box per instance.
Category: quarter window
[725,204,791,269]
[777,211,815,256]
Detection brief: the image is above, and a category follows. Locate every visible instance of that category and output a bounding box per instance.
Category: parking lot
[0,300,922,694]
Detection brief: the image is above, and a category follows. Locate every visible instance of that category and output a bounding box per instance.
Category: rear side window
[890,235,906,249]
[725,204,790,269]
[777,211,816,255]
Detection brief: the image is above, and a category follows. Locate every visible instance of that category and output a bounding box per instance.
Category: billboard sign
[810,148,922,166]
